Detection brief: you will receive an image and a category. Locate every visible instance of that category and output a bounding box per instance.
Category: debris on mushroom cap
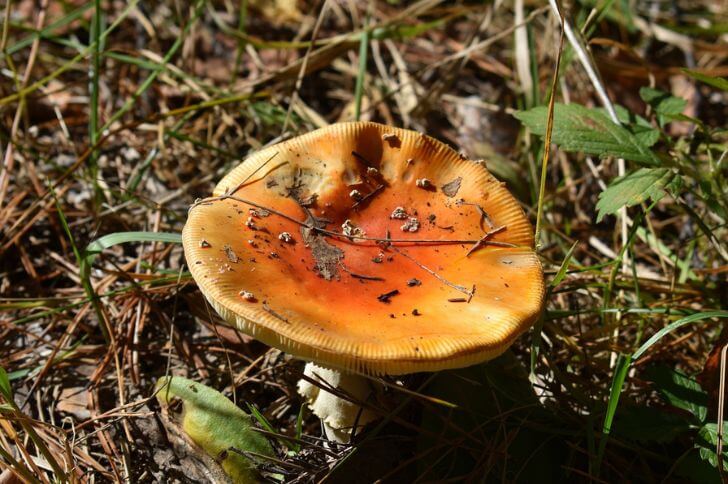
[249,208,270,218]
[366,167,379,176]
[341,219,365,238]
[278,232,294,243]
[441,177,463,198]
[349,189,362,200]
[377,289,400,303]
[390,207,408,220]
[239,290,255,301]
[400,217,420,233]
[223,245,239,263]
[245,217,258,230]
[199,239,211,248]
[182,122,544,375]
[381,133,400,148]
[415,178,434,190]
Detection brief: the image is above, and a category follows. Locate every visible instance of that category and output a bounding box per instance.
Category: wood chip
[223,244,239,263]
[441,177,462,197]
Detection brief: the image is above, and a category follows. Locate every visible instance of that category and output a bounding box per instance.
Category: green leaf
[639,87,688,116]
[644,366,708,423]
[613,405,693,443]
[697,423,728,469]
[0,367,11,401]
[610,105,660,146]
[595,168,673,222]
[156,376,274,482]
[683,69,728,91]
[514,103,661,164]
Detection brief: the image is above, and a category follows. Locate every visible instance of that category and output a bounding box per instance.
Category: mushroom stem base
[297,362,380,444]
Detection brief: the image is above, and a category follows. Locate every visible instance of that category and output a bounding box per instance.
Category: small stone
[278,232,294,243]
[239,290,255,301]
[199,239,211,248]
[223,244,239,263]
[372,253,384,264]
[248,239,258,248]
[249,208,271,218]
[342,219,365,238]
[245,217,258,230]
[412,309,421,316]
[416,178,434,190]
[349,189,362,200]
[390,207,408,220]
[367,167,379,176]
[400,217,420,233]
[407,278,421,287]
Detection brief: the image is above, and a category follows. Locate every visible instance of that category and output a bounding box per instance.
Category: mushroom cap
[183,122,544,375]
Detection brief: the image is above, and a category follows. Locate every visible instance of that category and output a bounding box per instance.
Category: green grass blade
[633,311,728,360]
[4,3,93,55]
[595,353,632,476]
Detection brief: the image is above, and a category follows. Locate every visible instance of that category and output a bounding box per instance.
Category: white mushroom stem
[297,362,381,443]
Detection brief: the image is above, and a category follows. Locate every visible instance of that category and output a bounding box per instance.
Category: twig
[352,184,384,209]
[389,245,474,298]
[339,263,384,281]
[465,225,507,257]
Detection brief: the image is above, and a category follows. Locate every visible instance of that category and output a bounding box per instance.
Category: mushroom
[182,122,544,443]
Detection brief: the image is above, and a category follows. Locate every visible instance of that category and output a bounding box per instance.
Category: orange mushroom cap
[183,122,544,375]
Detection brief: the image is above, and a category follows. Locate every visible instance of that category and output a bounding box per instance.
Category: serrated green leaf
[613,405,692,443]
[697,423,728,469]
[629,124,661,147]
[514,103,661,165]
[683,69,728,91]
[639,87,688,116]
[156,376,274,483]
[595,168,673,222]
[596,169,666,219]
[609,105,661,147]
[644,366,708,423]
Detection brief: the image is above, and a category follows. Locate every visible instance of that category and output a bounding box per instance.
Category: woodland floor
[1,0,727,482]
